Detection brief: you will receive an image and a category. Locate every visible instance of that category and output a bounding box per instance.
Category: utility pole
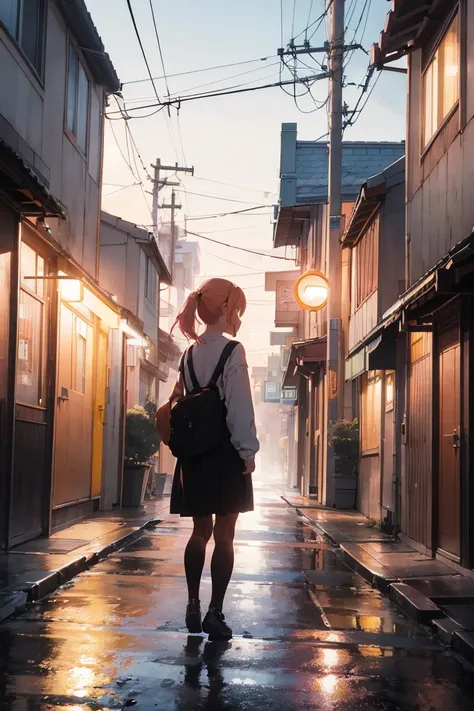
[323,0,345,508]
[150,159,194,273]
[160,189,182,279]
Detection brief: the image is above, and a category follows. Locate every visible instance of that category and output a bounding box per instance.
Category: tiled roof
[294,141,406,204]
[278,123,405,207]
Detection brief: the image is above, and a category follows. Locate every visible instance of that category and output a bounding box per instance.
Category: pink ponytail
[171,291,201,341]
[172,278,246,342]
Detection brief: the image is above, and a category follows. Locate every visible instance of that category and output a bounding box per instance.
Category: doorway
[437,310,461,560]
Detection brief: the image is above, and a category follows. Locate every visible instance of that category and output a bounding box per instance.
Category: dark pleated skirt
[170,436,254,517]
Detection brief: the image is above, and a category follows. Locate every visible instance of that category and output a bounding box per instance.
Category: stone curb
[295,504,474,664]
[0,517,161,622]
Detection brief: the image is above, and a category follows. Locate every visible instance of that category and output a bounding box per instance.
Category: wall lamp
[294,270,329,311]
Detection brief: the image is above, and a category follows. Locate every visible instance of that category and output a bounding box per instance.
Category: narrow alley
[1,484,473,711]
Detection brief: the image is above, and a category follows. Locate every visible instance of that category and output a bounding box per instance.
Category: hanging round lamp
[294,270,329,311]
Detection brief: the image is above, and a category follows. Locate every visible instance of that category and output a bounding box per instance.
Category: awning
[273,204,311,248]
[0,139,65,218]
[371,1,438,68]
[282,337,326,388]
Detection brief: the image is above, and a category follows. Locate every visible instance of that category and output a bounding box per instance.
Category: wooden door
[91,328,107,498]
[438,322,461,559]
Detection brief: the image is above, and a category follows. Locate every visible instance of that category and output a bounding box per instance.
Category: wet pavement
[1,483,474,710]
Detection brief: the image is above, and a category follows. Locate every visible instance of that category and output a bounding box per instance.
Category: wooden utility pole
[323,0,345,507]
[150,159,193,274]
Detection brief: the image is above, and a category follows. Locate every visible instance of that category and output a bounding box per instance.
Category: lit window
[0,0,45,75]
[67,43,89,153]
[423,13,459,146]
[17,241,46,406]
[361,371,381,452]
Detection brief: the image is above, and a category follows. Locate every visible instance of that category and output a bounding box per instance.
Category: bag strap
[209,341,239,385]
[186,345,200,392]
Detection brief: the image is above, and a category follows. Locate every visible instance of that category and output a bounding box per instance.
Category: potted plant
[329,419,359,509]
[122,404,161,507]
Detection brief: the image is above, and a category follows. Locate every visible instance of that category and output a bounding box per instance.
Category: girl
[170,278,259,641]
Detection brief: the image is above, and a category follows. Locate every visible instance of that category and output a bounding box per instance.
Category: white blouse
[180,333,260,460]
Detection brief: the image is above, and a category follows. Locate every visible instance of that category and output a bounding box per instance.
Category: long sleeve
[222,343,260,460]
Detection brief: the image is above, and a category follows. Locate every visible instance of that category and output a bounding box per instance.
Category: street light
[294,270,329,311]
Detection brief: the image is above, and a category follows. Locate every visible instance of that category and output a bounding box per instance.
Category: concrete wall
[0,1,105,278]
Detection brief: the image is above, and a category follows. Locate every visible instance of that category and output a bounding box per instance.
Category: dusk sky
[88,0,406,366]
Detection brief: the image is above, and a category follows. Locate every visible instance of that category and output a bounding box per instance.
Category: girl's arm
[223,343,260,467]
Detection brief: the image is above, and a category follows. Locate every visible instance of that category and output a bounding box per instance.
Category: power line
[125,0,162,103]
[199,249,264,271]
[149,0,171,97]
[122,56,275,86]
[175,188,268,205]
[108,121,140,181]
[106,74,328,117]
[185,205,273,220]
[186,229,295,261]
[191,176,276,196]
[198,223,267,234]
[171,61,281,97]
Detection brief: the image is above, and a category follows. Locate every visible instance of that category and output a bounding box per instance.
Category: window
[385,371,394,412]
[423,13,459,146]
[16,241,46,406]
[410,331,431,363]
[66,43,89,153]
[145,257,157,307]
[74,317,87,394]
[361,371,381,452]
[0,0,45,75]
[352,216,379,309]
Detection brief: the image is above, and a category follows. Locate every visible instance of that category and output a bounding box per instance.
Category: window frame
[145,256,158,309]
[360,370,382,455]
[421,9,460,151]
[0,0,47,80]
[65,39,90,157]
[16,240,47,409]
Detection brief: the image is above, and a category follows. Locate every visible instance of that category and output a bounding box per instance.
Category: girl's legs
[185,515,213,601]
[209,513,239,611]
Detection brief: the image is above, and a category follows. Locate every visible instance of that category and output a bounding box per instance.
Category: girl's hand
[243,458,255,475]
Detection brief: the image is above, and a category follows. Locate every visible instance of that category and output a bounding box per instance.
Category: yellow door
[91,327,108,497]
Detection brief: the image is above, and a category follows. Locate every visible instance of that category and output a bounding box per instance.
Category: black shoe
[202,608,233,641]
[185,599,202,633]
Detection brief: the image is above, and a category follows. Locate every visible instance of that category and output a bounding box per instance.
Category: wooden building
[373,0,474,572]
[268,123,404,504]
[343,157,406,527]
[0,1,120,546]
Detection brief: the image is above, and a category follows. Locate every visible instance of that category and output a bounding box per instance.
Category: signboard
[281,387,297,405]
[264,381,281,403]
[275,280,300,327]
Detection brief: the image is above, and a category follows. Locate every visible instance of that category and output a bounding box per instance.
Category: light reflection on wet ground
[0,484,473,710]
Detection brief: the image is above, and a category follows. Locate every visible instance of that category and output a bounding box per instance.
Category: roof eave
[57,0,120,92]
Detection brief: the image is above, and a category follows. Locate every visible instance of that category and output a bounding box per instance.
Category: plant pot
[122,465,149,508]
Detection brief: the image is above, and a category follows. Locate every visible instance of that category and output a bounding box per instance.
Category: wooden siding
[358,455,381,521]
[348,291,378,351]
[406,8,474,285]
[403,344,433,549]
